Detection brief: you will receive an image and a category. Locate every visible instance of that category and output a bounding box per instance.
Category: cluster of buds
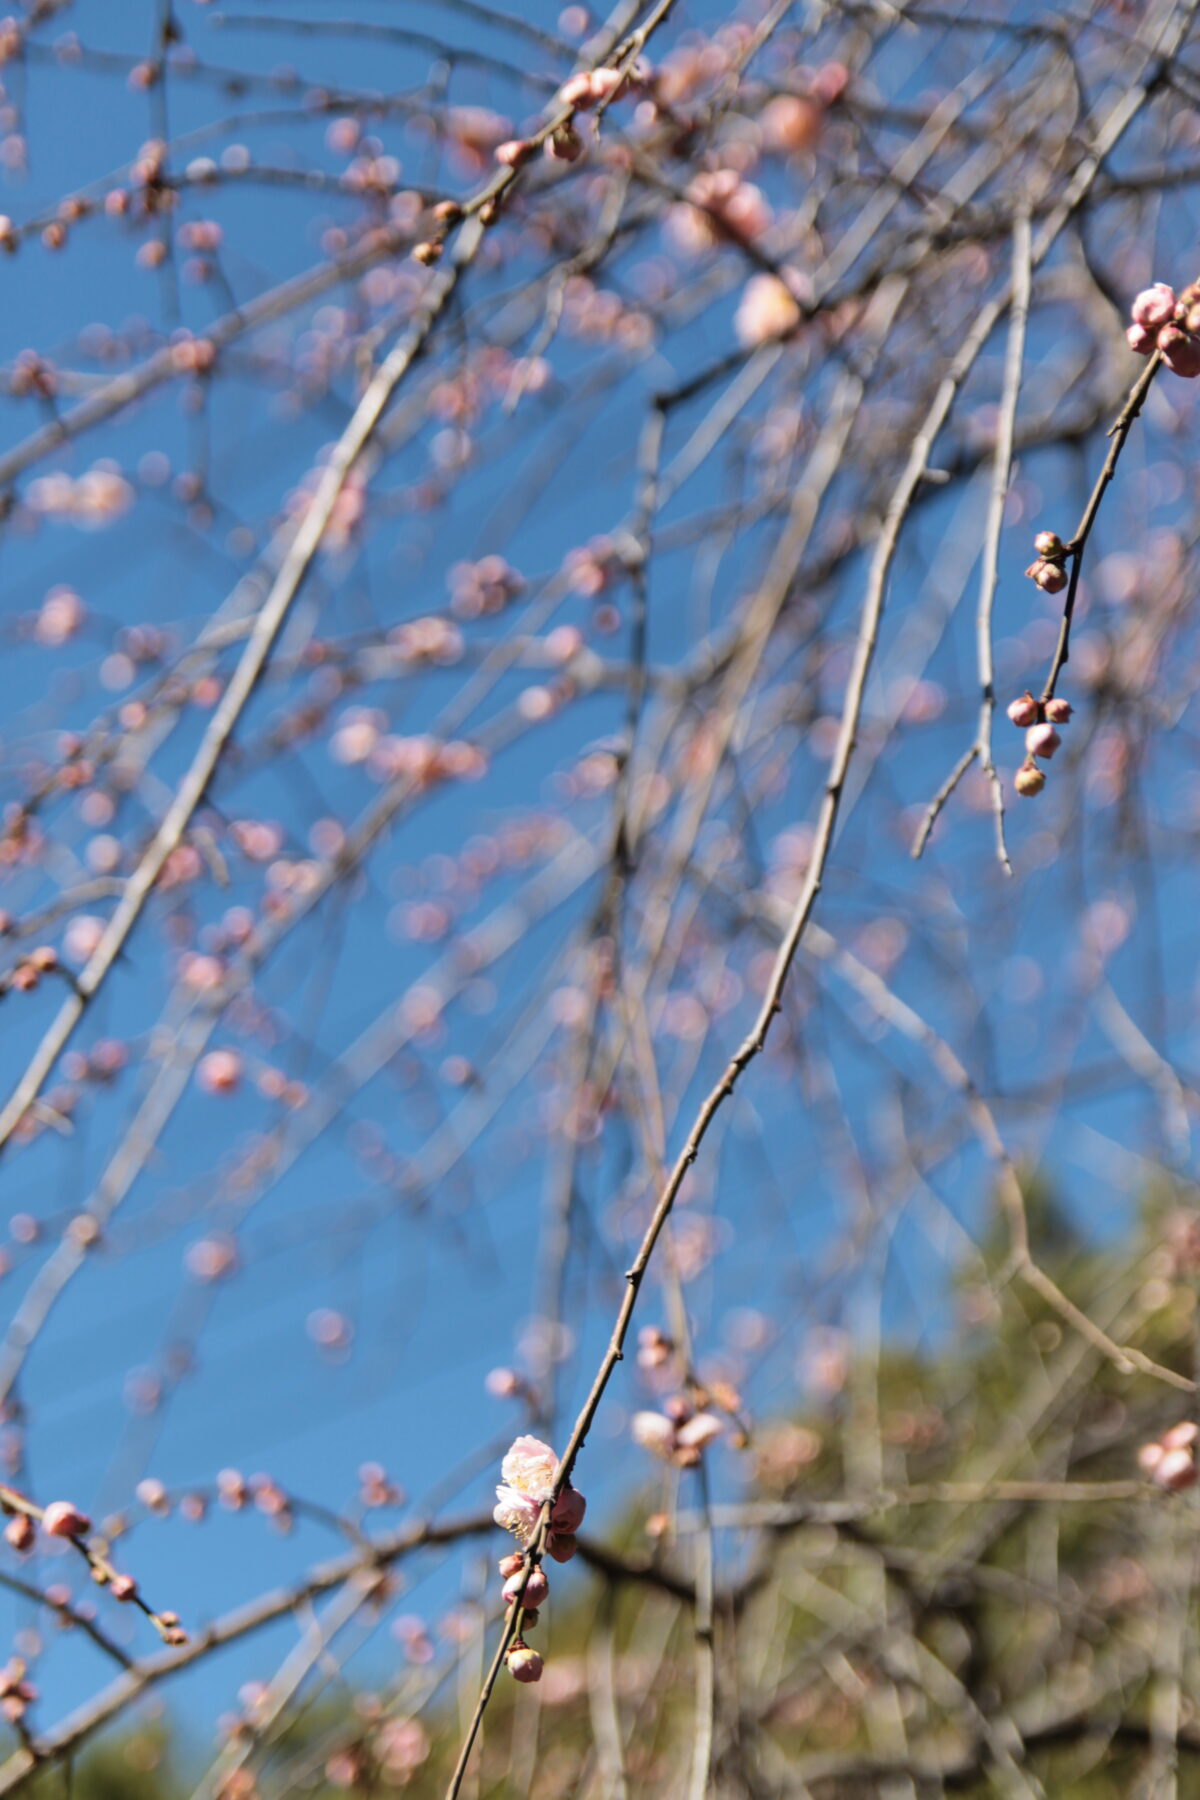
[1139,1421,1198,1491]
[493,1435,587,1685]
[1127,280,1200,377]
[1024,527,1069,595]
[1007,686,1072,798]
[632,1395,724,1466]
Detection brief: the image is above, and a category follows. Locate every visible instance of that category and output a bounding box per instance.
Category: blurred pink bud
[197,1050,241,1095]
[1130,282,1177,330]
[1127,322,1156,355]
[1031,559,1068,593]
[495,139,533,167]
[1043,697,1072,724]
[4,1516,33,1552]
[41,1501,91,1539]
[498,1551,524,1579]
[1033,530,1064,558]
[631,1410,676,1458]
[485,1367,521,1399]
[1153,1447,1197,1491]
[1138,1440,1165,1474]
[1006,693,1038,728]
[1014,761,1046,798]
[136,1478,169,1514]
[109,1574,137,1602]
[1162,1421,1199,1451]
[546,123,584,162]
[507,1642,543,1682]
[1025,723,1061,760]
[546,1532,577,1562]
[675,1411,724,1452]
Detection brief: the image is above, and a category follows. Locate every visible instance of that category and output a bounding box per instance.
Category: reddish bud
[4,1516,33,1552]
[1043,697,1072,724]
[1158,323,1200,378]
[41,1501,91,1539]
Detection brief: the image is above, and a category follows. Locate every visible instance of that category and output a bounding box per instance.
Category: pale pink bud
[197,1049,241,1095]
[507,1642,543,1682]
[494,139,533,168]
[498,1551,525,1579]
[1034,530,1064,558]
[41,1501,91,1539]
[1127,322,1156,355]
[1138,1440,1165,1474]
[1158,323,1200,378]
[1043,697,1072,724]
[1006,693,1038,728]
[1162,1420,1199,1451]
[503,1567,549,1607]
[1131,282,1177,330]
[1025,723,1061,760]
[136,1478,170,1514]
[1153,1446,1197,1491]
[485,1367,521,1399]
[587,68,626,105]
[1014,761,1046,798]
[558,72,596,108]
[546,1532,577,1562]
[109,1574,138,1602]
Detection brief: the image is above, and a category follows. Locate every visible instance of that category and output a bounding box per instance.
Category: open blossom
[493,1435,586,1546]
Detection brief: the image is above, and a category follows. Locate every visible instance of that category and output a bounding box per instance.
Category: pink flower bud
[1034,530,1063,558]
[4,1516,33,1552]
[1043,697,1072,724]
[1032,560,1067,594]
[1014,761,1046,798]
[550,1484,586,1533]
[1158,323,1200,378]
[1127,322,1156,355]
[109,1574,138,1602]
[546,124,584,162]
[1153,1446,1197,1491]
[1162,1420,1199,1451]
[1006,693,1038,728]
[507,1642,543,1682]
[494,139,534,168]
[503,1567,549,1607]
[1131,282,1177,330]
[498,1551,525,1579]
[41,1501,91,1539]
[587,67,626,104]
[546,1532,578,1562]
[1025,723,1061,760]
[1138,1440,1165,1474]
[558,72,596,108]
